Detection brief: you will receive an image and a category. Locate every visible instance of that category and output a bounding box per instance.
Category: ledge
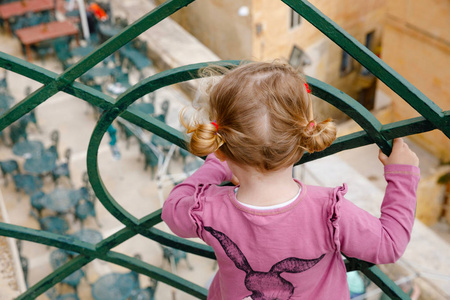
[0,189,26,299]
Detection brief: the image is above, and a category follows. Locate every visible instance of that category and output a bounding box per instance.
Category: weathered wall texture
[156,0,253,60]
[379,0,450,161]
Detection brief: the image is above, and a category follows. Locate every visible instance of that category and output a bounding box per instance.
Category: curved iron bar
[0,221,208,299]
[283,0,449,138]
[306,76,392,154]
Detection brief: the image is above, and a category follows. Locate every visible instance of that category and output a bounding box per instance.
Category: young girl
[162,61,420,300]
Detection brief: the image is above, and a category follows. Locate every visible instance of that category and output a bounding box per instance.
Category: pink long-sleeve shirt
[162,154,420,300]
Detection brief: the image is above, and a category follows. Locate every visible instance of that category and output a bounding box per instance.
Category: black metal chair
[30,191,46,218]
[52,148,72,186]
[74,199,99,228]
[139,142,159,179]
[152,99,170,124]
[13,174,43,198]
[50,130,59,152]
[34,40,54,65]
[0,159,19,186]
[161,245,193,270]
[117,120,137,149]
[53,37,73,70]
[9,121,28,145]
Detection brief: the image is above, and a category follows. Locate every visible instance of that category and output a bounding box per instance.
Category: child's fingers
[391,138,404,151]
[378,149,389,165]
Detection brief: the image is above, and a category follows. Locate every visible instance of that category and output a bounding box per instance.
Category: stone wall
[379,0,450,161]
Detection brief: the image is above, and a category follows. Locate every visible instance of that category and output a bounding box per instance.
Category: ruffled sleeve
[328,164,420,264]
[162,154,233,238]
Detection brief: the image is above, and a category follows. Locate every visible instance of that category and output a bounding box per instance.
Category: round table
[68,229,103,255]
[39,216,69,235]
[43,188,79,214]
[72,228,103,244]
[50,248,70,269]
[91,273,136,300]
[12,140,44,157]
[24,151,57,174]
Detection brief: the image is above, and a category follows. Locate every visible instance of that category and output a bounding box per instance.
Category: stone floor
[0,31,212,299]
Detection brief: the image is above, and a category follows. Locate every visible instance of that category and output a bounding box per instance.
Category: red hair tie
[211,121,218,131]
[304,83,311,93]
[308,120,316,129]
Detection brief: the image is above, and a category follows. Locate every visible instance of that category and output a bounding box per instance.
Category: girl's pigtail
[300,118,336,153]
[179,105,224,157]
[188,122,224,156]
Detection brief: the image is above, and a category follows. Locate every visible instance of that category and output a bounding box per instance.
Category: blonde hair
[181,61,336,172]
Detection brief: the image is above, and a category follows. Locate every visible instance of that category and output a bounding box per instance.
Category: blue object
[49,249,70,270]
[30,191,46,217]
[91,273,136,300]
[107,125,117,146]
[24,151,57,174]
[0,159,19,186]
[13,174,43,196]
[347,271,366,298]
[42,188,80,214]
[12,140,44,157]
[39,216,69,235]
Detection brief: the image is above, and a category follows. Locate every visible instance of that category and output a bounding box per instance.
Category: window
[289,9,301,29]
[340,50,353,76]
[361,31,376,76]
[289,45,311,69]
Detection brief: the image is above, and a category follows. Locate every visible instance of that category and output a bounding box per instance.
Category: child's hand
[378,138,419,167]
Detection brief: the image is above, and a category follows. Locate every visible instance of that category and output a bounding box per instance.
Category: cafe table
[91,272,137,300]
[16,20,79,62]
[0,0,54,34]
[42,188,80,214]
[12,140,44,157]
[23,150,57,174]
[39,216,69,235]
[72,228,102,244]
[67,228,103,255]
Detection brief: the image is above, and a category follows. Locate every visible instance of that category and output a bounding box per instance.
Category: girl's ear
[214,149,226,162]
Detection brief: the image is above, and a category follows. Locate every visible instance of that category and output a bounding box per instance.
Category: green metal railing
[0,0,448,299]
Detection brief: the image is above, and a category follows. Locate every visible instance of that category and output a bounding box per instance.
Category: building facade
[162,0,449,160]
[378,0,450,161]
